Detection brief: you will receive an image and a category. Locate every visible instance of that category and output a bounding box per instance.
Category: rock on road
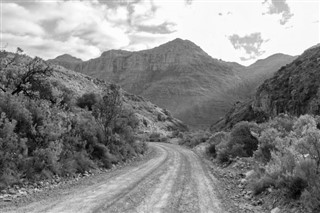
[4,143,226,213]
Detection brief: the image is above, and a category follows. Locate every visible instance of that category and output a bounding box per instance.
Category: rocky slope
[254,45,320,116]
[211,44,320,131]
[49,39,294,128]
[49,64,187,134]
[49,39,242,128]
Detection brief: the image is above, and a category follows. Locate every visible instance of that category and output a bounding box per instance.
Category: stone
[8,188,16,195]
[245,170,255,179]
[3,197,12,202]
[271,207,281,213]
[244,194,252,200]
[240,178,247,184]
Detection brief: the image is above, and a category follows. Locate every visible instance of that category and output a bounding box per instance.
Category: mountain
[211,44,320,131]
[49,39,293,128]
[48,54,82,71]
[49,38,242,128]
[239,53,297,93]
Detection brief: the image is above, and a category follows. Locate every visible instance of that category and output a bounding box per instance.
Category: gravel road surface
[3,143,226,213]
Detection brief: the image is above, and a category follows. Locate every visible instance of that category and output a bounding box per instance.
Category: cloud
[2,1,130,59]
[136,22,176,34]
[228,33,268,61]
[1,0,318,66]
[263,0,293,25]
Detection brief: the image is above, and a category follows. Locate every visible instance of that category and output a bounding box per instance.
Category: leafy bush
[245,114,320,210]
[207,144,217,157]
[214,122,258,163]
[0,51,147,189]
[179,130,211,147]
[149,132,161,142]
[77,92,99,111]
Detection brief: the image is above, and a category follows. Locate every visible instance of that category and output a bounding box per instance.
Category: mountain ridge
[48,38,295,128]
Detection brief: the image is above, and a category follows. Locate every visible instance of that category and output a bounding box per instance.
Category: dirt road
[4,143,226,213]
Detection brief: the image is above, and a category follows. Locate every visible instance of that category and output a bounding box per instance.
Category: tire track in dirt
[2,143,226,213]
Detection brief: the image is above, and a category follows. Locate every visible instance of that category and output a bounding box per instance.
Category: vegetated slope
[49,38,242,128]
[211,44,320,131]
[0,50,186,189]
[50,65,187,134]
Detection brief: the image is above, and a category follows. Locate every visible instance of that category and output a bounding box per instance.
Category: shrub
[251,175,276,195]
[285,176,308,199]
[254,128,280,163]
[214,122,258,163]
[0,52,147,189]
[229,122,259,157]
[77,92,99,111]
[248,114,320,210]
[207,143,216,158]
[149,132,161,142]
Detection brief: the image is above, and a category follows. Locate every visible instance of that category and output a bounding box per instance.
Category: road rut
[4,143,226,213]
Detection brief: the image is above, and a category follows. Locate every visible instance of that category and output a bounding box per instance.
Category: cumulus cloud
[2,0,179,59]
[1,0,318,66]
[263,0,293,25]
[228,33,268,61]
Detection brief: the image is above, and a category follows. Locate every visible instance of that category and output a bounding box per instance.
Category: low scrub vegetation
[209,114,320,211]
[178,130,211,147]
[0,49,147,189]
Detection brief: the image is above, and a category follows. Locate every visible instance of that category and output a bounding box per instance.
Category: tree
[0,48,53,98]
[92,84,122,143]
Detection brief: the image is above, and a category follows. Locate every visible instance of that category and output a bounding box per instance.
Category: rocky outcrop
[211,44,320,131]
[254,45,320,116]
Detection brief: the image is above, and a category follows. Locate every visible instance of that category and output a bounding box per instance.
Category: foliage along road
[4,143,226,213]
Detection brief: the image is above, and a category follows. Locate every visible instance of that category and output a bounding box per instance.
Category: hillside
[211,44,320,131]
[49,39,294,128]
[49,38,242,128]
[49,65,187,134]
[0,50,187,189]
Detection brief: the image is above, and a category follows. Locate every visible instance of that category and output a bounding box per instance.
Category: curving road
[5,143,226,213]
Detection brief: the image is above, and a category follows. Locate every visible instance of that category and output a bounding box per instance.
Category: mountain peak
[149,38,210,59]
[54,54,82,63]
[164,38,200,49]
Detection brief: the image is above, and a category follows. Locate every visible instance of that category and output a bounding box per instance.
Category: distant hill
[211,44,320,131]
[49,38,294,128]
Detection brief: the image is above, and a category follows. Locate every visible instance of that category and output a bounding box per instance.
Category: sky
[1,0,319,66]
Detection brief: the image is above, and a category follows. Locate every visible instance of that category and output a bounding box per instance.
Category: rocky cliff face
[254,45,320,116]
[50,38,242,127]
[211,44,320,131]
[49,39,294,128]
